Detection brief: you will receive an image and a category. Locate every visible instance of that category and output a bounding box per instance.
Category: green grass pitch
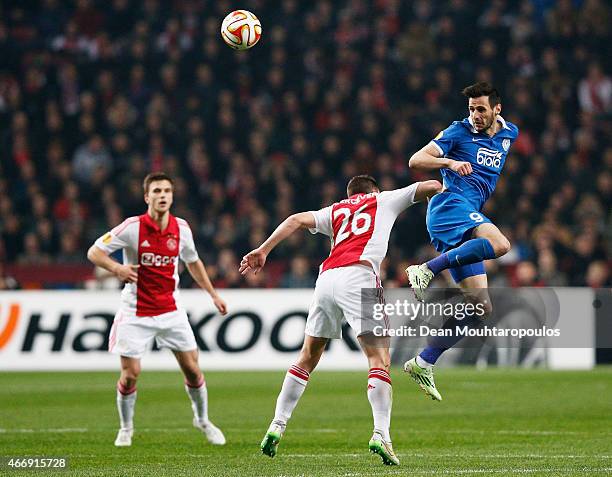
[1,368,611,476]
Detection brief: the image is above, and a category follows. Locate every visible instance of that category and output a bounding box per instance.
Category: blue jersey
[431,116,519,210]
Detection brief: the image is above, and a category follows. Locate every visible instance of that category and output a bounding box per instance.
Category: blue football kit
[427,116,519,282]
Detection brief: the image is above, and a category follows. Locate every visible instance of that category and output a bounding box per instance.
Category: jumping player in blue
[404,82,519,401]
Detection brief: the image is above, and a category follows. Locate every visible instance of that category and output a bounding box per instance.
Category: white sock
[272,364,310,429]
[416,355,434,368]
[185,376,208,424]
[116,381,137,430]
[367,368,392,442]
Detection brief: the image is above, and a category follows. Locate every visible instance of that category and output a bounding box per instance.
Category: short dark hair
[347,175,379,196]
[462,82,501,108]
[143,172,174,193]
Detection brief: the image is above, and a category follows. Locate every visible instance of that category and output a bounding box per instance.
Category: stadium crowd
[0,0,610,289]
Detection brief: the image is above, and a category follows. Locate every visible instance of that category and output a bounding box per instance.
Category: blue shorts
[426,191,490,283]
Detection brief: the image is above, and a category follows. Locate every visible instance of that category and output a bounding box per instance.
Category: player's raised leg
[174,349,226,445]
[359,336,399,466]
[407,223,509,301]
[115,356,140,446]
[405,272,491,400]
[261,335,327,457]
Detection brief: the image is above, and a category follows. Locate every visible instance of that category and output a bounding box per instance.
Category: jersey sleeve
[510,122,520,140]
[179,223,199,264]
[431,122,462,157]
[378,183,420,216]
[93,218,136,254]
[308,205,333,237]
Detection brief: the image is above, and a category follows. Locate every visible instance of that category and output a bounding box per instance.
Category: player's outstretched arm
[414,180,443,202]
[185,260,228,315]
[409,143,473,176]
[239,212,315,275]
[86,245,139,283]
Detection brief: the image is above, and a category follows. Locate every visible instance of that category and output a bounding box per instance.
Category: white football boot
[114,428,133,447]
[193,418,226,445]
[406,264,434,302]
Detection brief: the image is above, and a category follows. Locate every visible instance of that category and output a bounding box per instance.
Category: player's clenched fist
[239,248,267,275]
[114,264,139,283]
[448,160,473,176]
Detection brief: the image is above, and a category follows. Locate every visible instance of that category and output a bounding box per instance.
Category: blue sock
[418,313,481,365]
[426,254,450,275]
[427,238,495,275]
[419,346,446,365]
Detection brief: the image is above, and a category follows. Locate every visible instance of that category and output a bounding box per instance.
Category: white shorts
[108,308,197,359]
[305,264,386,340]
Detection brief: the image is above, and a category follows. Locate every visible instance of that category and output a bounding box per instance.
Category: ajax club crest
[502,138,510,151]
[166,237,178,251]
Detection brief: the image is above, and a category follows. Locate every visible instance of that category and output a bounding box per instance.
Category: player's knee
[480,300,493,317]
[464,293,492,317]
[120,374,138,389]
[121,367,140,387]
[492,236,511,257]
[184,370,203,387]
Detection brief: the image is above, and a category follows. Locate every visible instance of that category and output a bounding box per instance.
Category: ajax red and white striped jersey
[94,213,199,317]
[309,183,419,276]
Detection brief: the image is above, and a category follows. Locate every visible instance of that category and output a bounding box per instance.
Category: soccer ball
[220,10,262,50]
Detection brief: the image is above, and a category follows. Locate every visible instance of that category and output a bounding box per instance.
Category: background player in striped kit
[87,172,228,447]
[240,175,441,465]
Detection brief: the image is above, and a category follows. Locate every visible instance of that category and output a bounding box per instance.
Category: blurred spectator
[17,232,51,265]
[72,135,112,184]
[578,62,612,114]
[56,233,84,263]
[512,261,545,287]
[537,249,568,287]
[1,215,23,258]
[280,256,316,288]
[585,261,610,288]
